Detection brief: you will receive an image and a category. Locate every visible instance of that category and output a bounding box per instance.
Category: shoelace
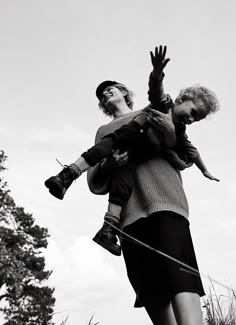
[56,159,74,180]
[56,159,82,180]
[56,158,65,168]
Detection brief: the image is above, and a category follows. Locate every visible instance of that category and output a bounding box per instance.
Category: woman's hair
[175,85,220,115]
[98,83,135,117]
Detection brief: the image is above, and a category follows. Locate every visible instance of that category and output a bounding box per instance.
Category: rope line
[104,220,236,293]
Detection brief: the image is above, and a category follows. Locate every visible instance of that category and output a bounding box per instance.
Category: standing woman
[87,47,218,325]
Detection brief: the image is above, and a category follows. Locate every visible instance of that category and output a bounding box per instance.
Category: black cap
[96,80,119,100]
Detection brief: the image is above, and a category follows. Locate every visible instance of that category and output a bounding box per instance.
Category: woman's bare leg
[172,292,203,325]
[143,297,178,325]
[142,292,203,325]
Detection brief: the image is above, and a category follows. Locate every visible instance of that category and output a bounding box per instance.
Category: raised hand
[150,45,170,79]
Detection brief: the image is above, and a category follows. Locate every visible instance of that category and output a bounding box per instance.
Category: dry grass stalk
[203,283,236,325]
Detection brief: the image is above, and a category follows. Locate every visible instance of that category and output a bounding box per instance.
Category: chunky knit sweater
[87,110,189,229]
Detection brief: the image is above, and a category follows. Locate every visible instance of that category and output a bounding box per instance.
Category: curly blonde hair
[99,83,135,117]
[175,86,220,116]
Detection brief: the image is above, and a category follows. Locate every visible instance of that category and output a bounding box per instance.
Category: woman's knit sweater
[87,110,189,229]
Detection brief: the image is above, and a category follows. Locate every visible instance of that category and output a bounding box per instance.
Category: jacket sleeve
[177,131,200,162]
[148,72,174,113]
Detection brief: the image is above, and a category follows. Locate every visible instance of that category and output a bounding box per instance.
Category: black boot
[45,165,81,200]
[93,219,121,256]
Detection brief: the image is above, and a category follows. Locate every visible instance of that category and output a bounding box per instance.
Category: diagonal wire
[104,220,236,293]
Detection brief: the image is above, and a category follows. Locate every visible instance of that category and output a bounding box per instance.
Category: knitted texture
[87,110,189,229]
[69,163,82,178]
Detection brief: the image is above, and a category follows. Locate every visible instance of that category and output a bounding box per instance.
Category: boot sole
[45,178,66,200]
[93,235,121,256]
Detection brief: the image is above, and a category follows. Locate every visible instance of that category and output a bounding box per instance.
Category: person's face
[173,99,208,125]
[100,86,127,110]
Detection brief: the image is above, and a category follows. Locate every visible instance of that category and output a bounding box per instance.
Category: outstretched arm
[193,155,220,182]
[150,45,170,79]
[148,45,172,112]
[178,132,220,181]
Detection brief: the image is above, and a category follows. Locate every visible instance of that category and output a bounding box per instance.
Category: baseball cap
[96,80,120,100]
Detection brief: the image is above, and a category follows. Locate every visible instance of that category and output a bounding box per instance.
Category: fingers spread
[162,45,167,58]
[163,58,170,68]
[150,51,154,63]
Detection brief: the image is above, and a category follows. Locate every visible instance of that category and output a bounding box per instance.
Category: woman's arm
[87,150,129,194]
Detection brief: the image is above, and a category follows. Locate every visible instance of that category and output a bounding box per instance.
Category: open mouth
[102,94,113,104]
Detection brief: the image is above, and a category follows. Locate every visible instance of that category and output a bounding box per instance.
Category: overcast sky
[1,0,236,324]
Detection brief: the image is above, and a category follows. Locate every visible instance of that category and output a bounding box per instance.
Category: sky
[0,0,236,324]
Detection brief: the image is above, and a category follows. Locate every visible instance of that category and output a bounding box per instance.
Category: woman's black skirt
[121,211,205,307]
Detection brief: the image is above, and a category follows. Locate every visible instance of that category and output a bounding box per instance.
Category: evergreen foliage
[0,150,55,324]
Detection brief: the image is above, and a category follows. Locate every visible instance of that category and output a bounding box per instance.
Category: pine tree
[0,150,55,325]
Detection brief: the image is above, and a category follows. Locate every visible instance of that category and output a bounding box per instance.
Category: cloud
[1,123,93,147]
[45,236,124,300]
[44,236,130,324]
